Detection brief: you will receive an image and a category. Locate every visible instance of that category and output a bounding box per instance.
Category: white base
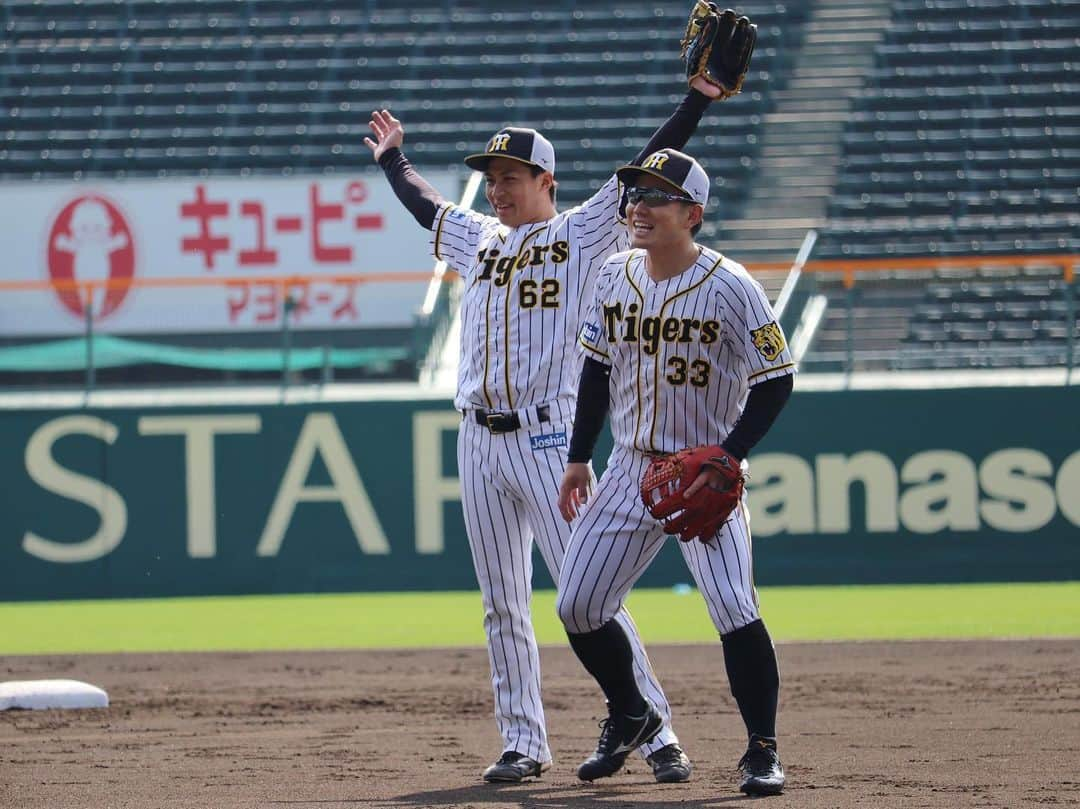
[0,679,109,711]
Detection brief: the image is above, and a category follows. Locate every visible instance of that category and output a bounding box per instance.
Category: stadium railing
[3,254,1076,391]
[0,270,443,392]
[789,253,1080,375]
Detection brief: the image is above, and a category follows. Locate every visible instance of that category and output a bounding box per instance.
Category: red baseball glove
[640,445,745,543]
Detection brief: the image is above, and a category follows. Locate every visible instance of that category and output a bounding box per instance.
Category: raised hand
[363,109,405,162]
[690,75,726,98]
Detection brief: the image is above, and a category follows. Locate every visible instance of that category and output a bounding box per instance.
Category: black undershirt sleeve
[376,147,447,230]
[721,374,794,461]
[570,364,791,463]
[567,357,612,463]
[631,88,712,165]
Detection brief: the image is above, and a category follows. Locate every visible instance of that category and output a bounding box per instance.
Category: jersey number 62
[519,278,560,309]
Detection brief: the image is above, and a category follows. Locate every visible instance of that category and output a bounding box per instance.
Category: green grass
[2,582,1077,656]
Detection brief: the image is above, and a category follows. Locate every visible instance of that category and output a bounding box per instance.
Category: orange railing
[782,253,1078,287]
[1,255,1075,300]
[2,256,1076,385]
[765,253,1077,376]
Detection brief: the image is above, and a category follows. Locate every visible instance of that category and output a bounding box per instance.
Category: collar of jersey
[634,246,706,286]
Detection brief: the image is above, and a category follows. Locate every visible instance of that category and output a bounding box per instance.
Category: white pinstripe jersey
[579,245,795,454]
[430,177,628,412]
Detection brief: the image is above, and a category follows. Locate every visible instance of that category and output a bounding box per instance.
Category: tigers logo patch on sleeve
[750,322,785,361]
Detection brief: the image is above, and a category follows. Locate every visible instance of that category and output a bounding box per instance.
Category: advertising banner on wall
[1,386,1077,601]
[0,172,460,335]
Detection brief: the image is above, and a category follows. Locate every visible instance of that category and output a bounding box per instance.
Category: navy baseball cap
[464,127,556,174]
[616,148,710,205]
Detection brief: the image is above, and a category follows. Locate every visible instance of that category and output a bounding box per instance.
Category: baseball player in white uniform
[366,84,726,783]
[556,148,795,795]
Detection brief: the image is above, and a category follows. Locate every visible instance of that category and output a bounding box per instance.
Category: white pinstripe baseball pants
[458,411,679,765]
[557,444,760,638]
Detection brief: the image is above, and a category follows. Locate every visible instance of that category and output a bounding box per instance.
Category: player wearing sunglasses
[625,186,697,207]
[557,148,795,795]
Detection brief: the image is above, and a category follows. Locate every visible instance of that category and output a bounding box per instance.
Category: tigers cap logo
[465,127,555,173]
[641,152,671,171]
[616,148,710,205]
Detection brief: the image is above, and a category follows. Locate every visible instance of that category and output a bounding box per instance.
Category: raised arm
[631,5,757,164]
[365,109,447,230]
[631,87,713,166]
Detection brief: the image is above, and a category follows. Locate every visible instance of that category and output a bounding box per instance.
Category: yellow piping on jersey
[500,224,549,409]
[649,251,722,449]
[477,224,507,408]
[622,252,647,452]
[748,362,795,381]
[432,205,452,261]
[482,283,495,408]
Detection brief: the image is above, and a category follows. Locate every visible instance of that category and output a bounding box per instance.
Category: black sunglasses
[626,186,695,207]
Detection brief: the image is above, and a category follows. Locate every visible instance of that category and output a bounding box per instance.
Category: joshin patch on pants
[529,431,567,451]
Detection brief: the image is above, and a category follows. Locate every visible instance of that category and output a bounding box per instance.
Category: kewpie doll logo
[48,195,135,319]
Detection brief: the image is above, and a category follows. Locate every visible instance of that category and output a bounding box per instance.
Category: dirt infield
[2,639,1078,808]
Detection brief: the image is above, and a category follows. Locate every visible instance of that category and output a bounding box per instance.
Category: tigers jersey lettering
[430,176,629,412]
[580,246,795,454]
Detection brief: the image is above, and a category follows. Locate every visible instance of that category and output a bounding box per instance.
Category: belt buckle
[485,413,510,434]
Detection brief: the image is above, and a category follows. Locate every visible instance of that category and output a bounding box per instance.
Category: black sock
[567,620,647,716]
[721,618,780,742]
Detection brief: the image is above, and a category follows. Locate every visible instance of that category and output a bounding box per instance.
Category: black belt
[473,405,550,434]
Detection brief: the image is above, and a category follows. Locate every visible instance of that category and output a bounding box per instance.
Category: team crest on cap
[488,133,512,152]
[641,152,670,170]
[750,322,786,361]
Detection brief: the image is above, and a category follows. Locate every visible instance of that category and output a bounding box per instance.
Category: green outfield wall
[2,386,1078,600]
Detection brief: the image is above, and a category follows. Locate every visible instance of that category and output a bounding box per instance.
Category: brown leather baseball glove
[640,445,745,543]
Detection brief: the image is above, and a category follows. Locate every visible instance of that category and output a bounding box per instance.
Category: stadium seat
[0,0,799,219]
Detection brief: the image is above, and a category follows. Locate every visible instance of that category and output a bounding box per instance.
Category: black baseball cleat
[482,751,550,783]
[646,743,693,783]
[737,735,785,796]
[577,702,664,782]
